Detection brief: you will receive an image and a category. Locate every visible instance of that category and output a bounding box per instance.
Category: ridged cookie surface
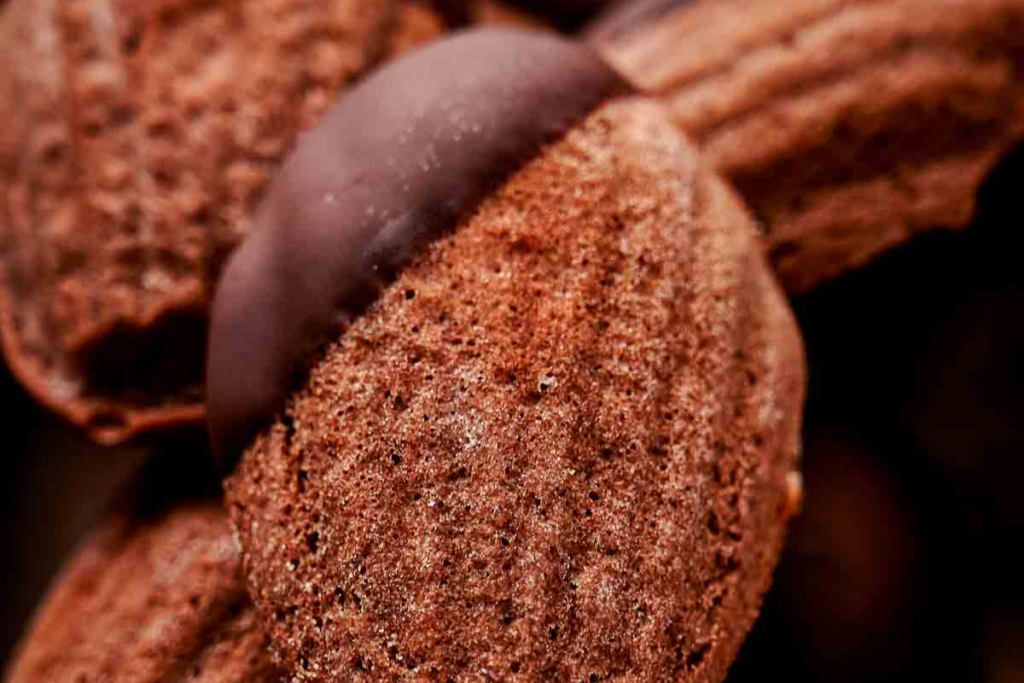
[0,0,443,444]
[224,89,805,681]
[590,0,1024,291]
[5,499,281,683]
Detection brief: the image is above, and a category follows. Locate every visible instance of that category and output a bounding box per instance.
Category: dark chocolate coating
[206,28,629,468]
[584,0,701,43]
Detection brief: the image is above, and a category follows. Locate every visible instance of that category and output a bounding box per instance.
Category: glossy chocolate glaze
[206,29,630,467]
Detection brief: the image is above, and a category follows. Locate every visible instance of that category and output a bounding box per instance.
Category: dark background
[731,144,1024,683]
[1,150,1020,682]
[0,368,148,668]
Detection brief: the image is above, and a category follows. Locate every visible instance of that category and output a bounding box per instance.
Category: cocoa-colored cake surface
[588,0,1024,292]
[4,496,280,683]
[223,82,805,681]
[206,29,630,468]
[0,0,447,445]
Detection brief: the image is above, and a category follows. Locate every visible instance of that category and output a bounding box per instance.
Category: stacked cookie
[2,0,1022,681]
[588,0,1024,291]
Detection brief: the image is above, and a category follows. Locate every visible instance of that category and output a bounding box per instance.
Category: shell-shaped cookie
[0,0,443,444]
[588,0,1024,292]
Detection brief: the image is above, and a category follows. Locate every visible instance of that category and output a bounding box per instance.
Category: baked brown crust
[205,28,632,469]
[226,98,805,682]
[593,0,1024,292]
[0,0,444,445]
[4,500,282,683]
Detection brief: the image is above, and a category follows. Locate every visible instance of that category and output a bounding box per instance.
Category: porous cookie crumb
[226,98,805,682]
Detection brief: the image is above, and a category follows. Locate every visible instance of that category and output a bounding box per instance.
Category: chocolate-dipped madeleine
[215,29,806,682]
[586,0,1024,292]
[0,0,448,445]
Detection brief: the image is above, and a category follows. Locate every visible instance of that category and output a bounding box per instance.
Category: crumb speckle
[227,98,805,682]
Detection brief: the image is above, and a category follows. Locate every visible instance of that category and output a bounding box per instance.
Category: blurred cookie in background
[903,143,1024,569]
[907,289,1024,534]
[982,607,1024,683]
[0,0,449,446]
[728,428,930,683]
[729,141,1024,683]
[0,363,149,670]
[584,0,1024,294]
[4,446,279,683]
[772,430,924,680]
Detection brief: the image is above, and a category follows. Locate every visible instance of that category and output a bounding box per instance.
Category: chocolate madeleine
[5,469,281,683]
[587,0,1024,292]
[0,0,448,445]
[215,30,805,682]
